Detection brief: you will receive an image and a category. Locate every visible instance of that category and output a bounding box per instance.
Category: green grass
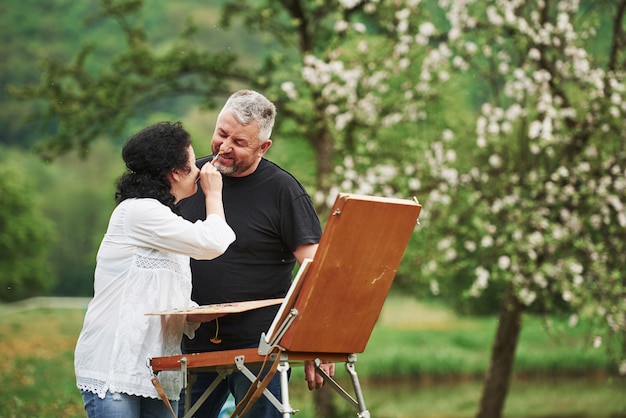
[357,296,610,378]
[0,308,86,418]
[1,296,624,418]
[287,376,626,418]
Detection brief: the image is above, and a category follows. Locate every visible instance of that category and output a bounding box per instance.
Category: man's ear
[259,139,272,155]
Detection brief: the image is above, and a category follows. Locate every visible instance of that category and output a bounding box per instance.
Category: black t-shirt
[179,157,322,351]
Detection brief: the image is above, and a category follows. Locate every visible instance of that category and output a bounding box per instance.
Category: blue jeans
[178,367,287,418]
[82,390,178,418]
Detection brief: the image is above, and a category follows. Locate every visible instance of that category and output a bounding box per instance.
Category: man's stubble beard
[214,159,254,177]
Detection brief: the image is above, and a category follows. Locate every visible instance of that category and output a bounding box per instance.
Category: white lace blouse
[75,198,235,400]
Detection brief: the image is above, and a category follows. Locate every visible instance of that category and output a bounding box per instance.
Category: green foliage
[2,0,256,154]
[0,0,116,148]
[0,153,55,302]
[35,141,124,296]
[0,143,124,298]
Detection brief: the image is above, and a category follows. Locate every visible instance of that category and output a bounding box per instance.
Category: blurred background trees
[0,158,54,301]
[2,1,624,417]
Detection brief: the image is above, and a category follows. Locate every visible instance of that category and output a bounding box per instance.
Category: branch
[607,0,626,74]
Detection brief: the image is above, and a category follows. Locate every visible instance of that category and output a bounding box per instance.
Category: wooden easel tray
[146,298,284,322]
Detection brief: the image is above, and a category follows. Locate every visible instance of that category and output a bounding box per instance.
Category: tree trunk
[310,120,334,207]
[476,282,524,418]
[313,386,337,417]
[313,128,334,197]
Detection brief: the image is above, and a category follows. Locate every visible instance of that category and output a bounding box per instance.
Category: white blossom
[528,120,542,139]
[353,22,367,33]
[489,154,503,168]
[593,336,602,348]
[334,20,349,32]
[498,255,511,269]
[562,290,573,302]
[281,82,298,100]
[528,48,541,60]
[518,288,537,306]
[339,0,363,8]
[430,279,440,295]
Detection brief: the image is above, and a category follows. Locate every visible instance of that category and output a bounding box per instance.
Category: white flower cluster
[332,157,402,200]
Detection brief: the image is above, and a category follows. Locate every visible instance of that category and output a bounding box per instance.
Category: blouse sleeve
[124,199,235,260]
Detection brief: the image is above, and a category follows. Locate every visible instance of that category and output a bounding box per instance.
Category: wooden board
[146,298,284,323]
[277,193,421,354]
[149,347,353,373]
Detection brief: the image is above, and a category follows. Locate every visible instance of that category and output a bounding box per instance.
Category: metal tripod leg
[278,360,295,418]
[314,355,370,418]
[345,359,370,418]
[183,369,229,418]
[233,355,297,416]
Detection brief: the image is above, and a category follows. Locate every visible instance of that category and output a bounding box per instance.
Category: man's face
[210,110,272,177]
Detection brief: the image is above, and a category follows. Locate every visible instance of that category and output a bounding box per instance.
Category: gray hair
[219,90,276,142]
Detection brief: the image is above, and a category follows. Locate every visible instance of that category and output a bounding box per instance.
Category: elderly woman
[74,121,235,418]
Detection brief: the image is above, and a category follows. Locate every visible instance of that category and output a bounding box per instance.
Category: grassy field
[0,295,624,418]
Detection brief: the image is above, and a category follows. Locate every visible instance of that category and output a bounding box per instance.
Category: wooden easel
[148,193,422,417]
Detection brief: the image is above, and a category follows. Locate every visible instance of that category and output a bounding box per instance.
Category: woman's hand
[199,162,226,219]
[198,161,223,197]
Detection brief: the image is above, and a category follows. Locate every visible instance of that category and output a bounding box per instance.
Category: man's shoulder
[260,159,302,184]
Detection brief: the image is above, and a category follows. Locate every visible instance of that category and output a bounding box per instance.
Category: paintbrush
[211,150,225,165]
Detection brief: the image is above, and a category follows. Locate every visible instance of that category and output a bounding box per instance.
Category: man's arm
[293,243,318,265]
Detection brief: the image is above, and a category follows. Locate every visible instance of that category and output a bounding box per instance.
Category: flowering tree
[424,2,626,415]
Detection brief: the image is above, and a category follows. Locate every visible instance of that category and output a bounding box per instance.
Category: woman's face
[172,145,200,203]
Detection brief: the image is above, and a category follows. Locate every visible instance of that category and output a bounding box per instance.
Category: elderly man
[178,90,333,418]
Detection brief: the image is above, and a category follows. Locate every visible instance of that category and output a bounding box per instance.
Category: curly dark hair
[115,121,192,209]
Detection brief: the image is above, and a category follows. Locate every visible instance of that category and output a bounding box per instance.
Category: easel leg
[233,355,296,416]
[345,360,370,418]
[314,356,371,418]
[183,369,229,418]
[278,361,293,418]
[184,371,197,414]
